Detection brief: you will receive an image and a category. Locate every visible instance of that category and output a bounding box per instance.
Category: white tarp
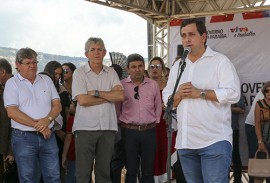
[169,11,270,165]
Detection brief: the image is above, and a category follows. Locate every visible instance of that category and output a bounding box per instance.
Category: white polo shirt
[4,73,60,131]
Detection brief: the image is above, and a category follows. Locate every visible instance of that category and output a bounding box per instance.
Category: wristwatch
[258,140,263,144]
[47,116,53,123]
[200,90,206,99]
[94,90,100,98]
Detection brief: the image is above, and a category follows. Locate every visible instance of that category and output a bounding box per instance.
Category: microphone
[182,47,191,60]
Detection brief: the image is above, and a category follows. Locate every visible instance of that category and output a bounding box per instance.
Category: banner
[169,11,270,165]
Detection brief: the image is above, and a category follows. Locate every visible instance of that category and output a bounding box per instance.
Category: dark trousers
[122,127,156,183]
[232,130,242,183]
[173,155,186,183]
[245,124,258,183]
[75,130,115,183]
[111,139,125,183]
[0,154,4,182]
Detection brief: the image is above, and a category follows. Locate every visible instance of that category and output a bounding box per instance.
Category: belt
[12,128,54,135]
[120,123,156,131]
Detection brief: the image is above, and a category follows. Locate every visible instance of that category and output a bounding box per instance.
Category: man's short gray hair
[84,37,106,53]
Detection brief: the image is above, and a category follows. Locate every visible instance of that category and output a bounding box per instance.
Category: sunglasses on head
[149,64,162,70]
[63,69,70,74]
[134,86,140,100]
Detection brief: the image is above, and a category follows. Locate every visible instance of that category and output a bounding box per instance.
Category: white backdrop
[169,11,270,165]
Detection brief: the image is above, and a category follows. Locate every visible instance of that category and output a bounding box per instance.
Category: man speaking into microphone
[163,19,240,183]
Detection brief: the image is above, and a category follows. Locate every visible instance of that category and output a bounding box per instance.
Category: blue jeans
[177,140,232,183]
[11,128,60,183]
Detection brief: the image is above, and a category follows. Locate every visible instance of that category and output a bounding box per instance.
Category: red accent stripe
[170,19,183,26]
[242,11,265,19]
[210,14,234,23]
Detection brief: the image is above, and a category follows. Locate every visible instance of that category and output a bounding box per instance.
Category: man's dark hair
[16,48,37,64]
[0,58,12,74]
[127,53,145,68]
[180,18,207,45]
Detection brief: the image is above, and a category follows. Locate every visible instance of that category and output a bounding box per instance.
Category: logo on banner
[230,26,256,37]
[207,29,227,39]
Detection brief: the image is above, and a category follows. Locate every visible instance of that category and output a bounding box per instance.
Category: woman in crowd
[44,61,70,182]
[148,57,177,183]
[62,63,76,97]
[61,62,78,183]
[255,81,270,183]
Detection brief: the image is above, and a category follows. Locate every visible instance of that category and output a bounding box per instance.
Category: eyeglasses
[21,61,39,66]
[89,48,105,53]
[134,86,140,100]
[63,69,70,74]
[265,89,270,93]
[149,64,162,70]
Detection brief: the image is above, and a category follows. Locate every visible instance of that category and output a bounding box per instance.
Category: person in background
[245,90,264,183]
[110,64,125,183]
[119,53,162,183]
[72,37,124,183]
[147,56,176,183]
[44,61,70,182]
[61,63,78,183]
[44,61,70,131]
[231,96,245,183]
[4,48,61,182]
[62,63,76,98]
[62,100,77,183]
[0,59,14,182]
[163,19,240,183]
[254,81,270,183]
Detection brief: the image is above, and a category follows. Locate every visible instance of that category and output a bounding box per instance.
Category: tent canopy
[86,0,270,26]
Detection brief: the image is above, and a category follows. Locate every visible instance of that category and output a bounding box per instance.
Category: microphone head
[182,47,191,60]
[184,47,191,53]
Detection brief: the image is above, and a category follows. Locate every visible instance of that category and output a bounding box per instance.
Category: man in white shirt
[72,37,124,183]
[163,19,240,183]
[4,48,62,183]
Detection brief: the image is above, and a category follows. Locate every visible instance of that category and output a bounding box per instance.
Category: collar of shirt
[16,73,42,84]
[84,63,109,74]
[187,46,215,64]
[125,75,151,85]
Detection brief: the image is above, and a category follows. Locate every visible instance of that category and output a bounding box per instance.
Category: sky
[0,0,148,58]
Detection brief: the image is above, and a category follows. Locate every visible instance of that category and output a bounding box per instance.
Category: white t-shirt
[163,46,240,149]
[4,73,60,131]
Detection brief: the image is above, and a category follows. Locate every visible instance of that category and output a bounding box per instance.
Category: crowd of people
[0,18,269,183]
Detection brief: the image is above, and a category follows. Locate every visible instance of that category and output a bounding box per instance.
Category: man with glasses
[119,53,162,183]
[3,48,62,182]
[72,37,124,183]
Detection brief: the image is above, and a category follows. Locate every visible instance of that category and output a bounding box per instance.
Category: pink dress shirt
[119,76,162,125]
